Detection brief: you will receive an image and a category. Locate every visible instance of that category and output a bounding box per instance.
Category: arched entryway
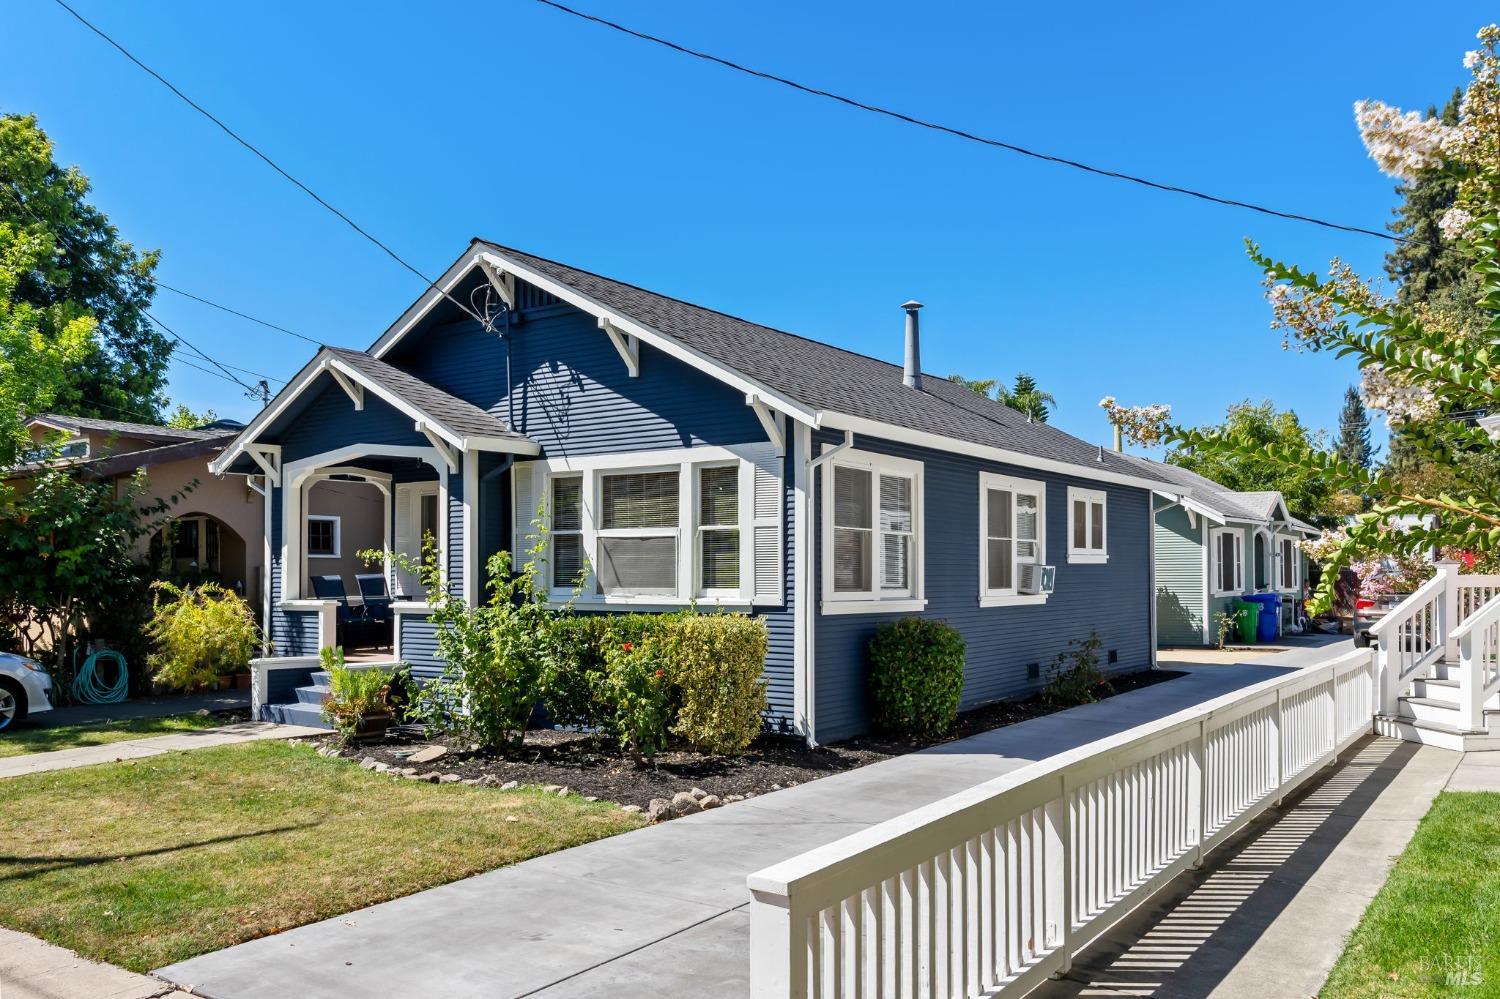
[151,512,255,604]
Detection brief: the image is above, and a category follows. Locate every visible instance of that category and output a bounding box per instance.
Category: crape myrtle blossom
[1353,99,1461,182]
[1359,364,1442,425]
[1098,396,1171,447]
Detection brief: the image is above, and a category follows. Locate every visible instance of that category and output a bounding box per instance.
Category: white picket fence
[747,648,1377,998]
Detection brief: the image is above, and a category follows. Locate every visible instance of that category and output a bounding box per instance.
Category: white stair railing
[747,649,1377,999]
[1453,593,1500,732]
[1369,563,1453,714]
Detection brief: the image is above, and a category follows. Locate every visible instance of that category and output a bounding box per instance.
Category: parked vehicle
[0,652,54,731]
[1353,592,1407,647]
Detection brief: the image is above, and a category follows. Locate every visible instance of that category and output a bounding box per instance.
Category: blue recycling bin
[1244,593,1281,642]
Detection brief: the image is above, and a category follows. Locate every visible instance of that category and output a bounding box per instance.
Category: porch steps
[1376,656,1500,752]
[262,671,333,730]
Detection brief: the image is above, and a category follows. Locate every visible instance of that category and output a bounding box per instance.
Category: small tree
[951,373,1058,422]
[146,581,262,690]
[1335,385,1374,470]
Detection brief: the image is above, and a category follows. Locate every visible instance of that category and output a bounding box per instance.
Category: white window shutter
[748,444,784,604]
[512,461,539,571]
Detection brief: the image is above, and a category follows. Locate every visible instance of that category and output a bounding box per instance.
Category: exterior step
[1376,713,1500,752]
[260,700,332,730]
[295,684,331,706]
[310,671,332,686]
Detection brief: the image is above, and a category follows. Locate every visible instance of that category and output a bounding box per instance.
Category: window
[822,448,924,613]
[979,473,1046,605]
[550,476,584,589]
[1211,527,1243,596]
[307,515,340,558]
[698,465,740,593]
[596,470,680,596]
[1278,536,1299,591]
[1067,487,1107,563]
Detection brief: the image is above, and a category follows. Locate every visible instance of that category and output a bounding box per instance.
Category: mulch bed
[327,668,1185,813]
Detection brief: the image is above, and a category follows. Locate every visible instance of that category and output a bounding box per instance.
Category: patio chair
[355,573,395,651]
[309,574,376,651]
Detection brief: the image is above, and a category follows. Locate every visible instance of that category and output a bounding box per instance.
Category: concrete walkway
[0,721,326,779]
[160,646,1347,999]
[0,927,188,999]
[28,689,250,728]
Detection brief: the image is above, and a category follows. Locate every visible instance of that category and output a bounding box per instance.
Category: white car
[0,652,53,731]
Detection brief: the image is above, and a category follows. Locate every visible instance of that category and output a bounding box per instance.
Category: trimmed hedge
[867,617,967,737]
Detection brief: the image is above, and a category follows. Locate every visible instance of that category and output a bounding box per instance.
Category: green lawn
[0,712,229,758]
[1322,792,1500,998]
[0,740,643,971]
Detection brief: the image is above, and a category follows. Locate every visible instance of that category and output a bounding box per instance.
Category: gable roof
[209,347,537,475]
[27,413,223,444]
[368,240,1174,490]
[1120,454,1316,532]
[77,433,238,479]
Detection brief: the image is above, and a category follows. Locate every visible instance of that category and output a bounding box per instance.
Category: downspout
[800,429,854,746]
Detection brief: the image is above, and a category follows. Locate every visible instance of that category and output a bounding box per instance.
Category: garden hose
[72,647,129,704]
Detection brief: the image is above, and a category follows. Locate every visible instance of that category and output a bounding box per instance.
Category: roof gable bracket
[746,394,785,456]
[415,420,459,472]
[246,444,282,487]
[478,259,515,309]
[327,365,364,411]
[598,318,640,377]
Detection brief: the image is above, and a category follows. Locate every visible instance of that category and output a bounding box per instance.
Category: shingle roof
[326,347,528,443]
[28,413,223,443]
[1228,490,1285,521]
[1116,455,1312,526]
[475,241,1174,485]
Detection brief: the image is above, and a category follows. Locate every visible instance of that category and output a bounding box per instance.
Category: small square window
[307,516,340,558]
[1066,487,1107,564]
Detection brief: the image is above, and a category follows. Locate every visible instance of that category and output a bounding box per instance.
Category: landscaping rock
[671,791,700,816]
[689,787,709,801]
[646,798,673,822]
[359,757,380,770]
[462,778,480,786]
[438,774,462,784]
[541,784,563,794]
[500,780,520,790]
[475,775,501,787]
[400,767,418,777]
[505,815,519,822]
[584,795,599,802]
[723,794,744,804]
[417,772,442,784]
[408,745,448,765]
[555,786,571,797]
[699,795,722,809]
[621,804,643,814]
[373,761,391,773]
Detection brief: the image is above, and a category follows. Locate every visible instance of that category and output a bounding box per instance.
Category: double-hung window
[979,473,1046,605]
[1067,486,1107,564]
[823,448,924,613]
[1278,536,1299,591]
[697,464,740,594]
[549,475,584,589]
[596,469,680,596]
[1211,527,1244,596]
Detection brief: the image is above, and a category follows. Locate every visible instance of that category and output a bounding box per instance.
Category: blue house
[211,240,1180,744]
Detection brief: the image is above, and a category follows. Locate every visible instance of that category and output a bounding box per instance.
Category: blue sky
[3,2,1482,453]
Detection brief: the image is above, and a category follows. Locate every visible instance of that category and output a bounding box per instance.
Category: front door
[394,482,440,599]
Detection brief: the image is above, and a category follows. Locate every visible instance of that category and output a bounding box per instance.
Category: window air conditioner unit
[1019,563,1056,596]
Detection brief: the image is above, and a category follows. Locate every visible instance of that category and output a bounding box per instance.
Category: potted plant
[320,647,397,743]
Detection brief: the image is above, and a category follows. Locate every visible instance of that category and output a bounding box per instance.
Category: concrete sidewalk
[159,647,1339,999]
[0,927,187,999]
[29,689,250,728]
[0,721,326,779]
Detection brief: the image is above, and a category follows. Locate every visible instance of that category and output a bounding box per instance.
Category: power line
[154,281,323,347]
[50,0,489,326]
[143,309,267,400]
[532,0,1408,245]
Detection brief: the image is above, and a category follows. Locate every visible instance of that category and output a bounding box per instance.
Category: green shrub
[321,647,397,737]
[603,637,674,759]
[660,613,768,754]
[540,615,612,731]
[145,581,263,691]
[867,617,966,737]
[1043,630,1111,706]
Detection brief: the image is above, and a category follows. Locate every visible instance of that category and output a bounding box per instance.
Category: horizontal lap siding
[1155,503,1207,646]
[398,616,442,680]
[760,445,796,733]
[812,432,1154,744]
[277,381,429,464]
[266,487,318,656]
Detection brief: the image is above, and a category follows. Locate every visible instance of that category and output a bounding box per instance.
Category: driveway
[159,643,1348,998]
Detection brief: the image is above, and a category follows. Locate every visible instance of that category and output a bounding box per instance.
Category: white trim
[1200,515,1212,645]
[792,422,812,743]
[1275,533,1300,593]
[462,448,479,605]
[478,257,516,309]
[328,367,364,410]
[977,471,1048,605]
[819,446,926,614]
[246,444,282,486]
[1209,526,1244,598]
[748,395,786,457]
[1066,485,1108,564]
[415,420,459,472]
[305,514,341,558]
[599,317,640,377]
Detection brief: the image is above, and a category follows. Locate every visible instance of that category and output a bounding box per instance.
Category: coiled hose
[72,647,129,704]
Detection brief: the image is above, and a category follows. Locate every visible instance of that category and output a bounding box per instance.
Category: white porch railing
[747,648,1377,999]
[1453,593,1500,732]
[1369,563,1500,715]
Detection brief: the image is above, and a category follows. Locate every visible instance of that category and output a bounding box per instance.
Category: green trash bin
[1231,600,1259,644]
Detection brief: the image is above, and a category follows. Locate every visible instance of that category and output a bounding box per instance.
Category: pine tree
[1334,386,1372,468]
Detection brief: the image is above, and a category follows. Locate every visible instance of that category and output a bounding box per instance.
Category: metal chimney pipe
[902,300,923,390]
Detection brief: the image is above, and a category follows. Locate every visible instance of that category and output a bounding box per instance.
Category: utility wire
[154,281,323,347]
[50,0,489,325]
[532,0,1408,245]
[143,309,266,399]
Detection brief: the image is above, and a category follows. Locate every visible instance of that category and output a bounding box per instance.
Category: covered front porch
[208,346,538,723]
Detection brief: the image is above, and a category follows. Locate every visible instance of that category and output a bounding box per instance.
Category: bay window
[1067,486,1107,563]
[822,448,924,614]
[979,472,1046,605]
